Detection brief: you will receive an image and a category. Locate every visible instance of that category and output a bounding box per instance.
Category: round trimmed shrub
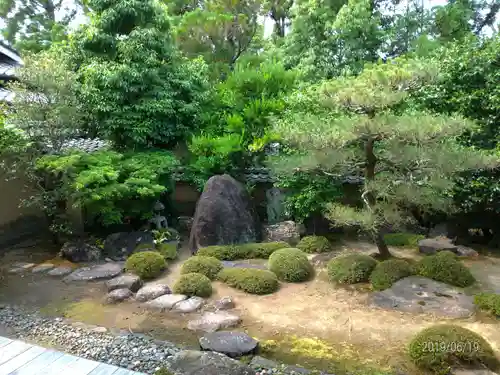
[173,272,212,297]
[125,251,166,279]
[157,243,177,260]
[197,245,239,260]
[327,253,377,284]
[474,293,500,317]
[383,233,425,247]
[217,268,279,295]
[181,256,223,280]
[370,259,414,291]
[418,251,475,287]
[268,248,314,282]
[408,324,499,373]
[297,236,331,253]
[197,242,289,260]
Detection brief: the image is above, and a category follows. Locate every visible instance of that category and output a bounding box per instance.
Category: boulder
[262,221,301,245]
[456,246,479,257]
[31,264,55,273]
[418,237,458,255]
[249,356,279,370]
[48,266,73,276]
[106,274,143,292]
[59,240,101,263]
[168,350,256,375]
[370,276,475,318]
[199,331,258,357]
[187,311,241,333]
[103,231,154,260]
[104,288,133,304]
[172,297,205,313]
[146,294,188,311]
[64,262,123,282]
[214,296,235,311]
[189,175,260,254]
[221,261,267,270]
[135,283,171,302]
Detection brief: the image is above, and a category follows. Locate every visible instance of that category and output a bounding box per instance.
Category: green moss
[217,268,279,294]
[297,236,331,253]
[327,254,377,284]
[268,248,314,282]
[154,368,174,375]
[383,233,425,247]
[181,256,223,280]
[173,272,212,297]
[125,251,166,279]
[157,242,177,260]
[197,241,289,260]
[369,259,414,291]
[134,243,155,252]
[408,324,499,374]
[474,293,500,317]
[417,251,475,287]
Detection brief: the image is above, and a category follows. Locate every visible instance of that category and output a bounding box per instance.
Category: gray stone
[103,231,154,259]
[8,267,25,274]
[199,331,258,357]
[64,263,123,282]
[172,297,204,313]
[453,370,499,375]
[418,237,458,255]
[12,262,36,269]
[106,274,143,292]
[168,350,256,375]
[147,294,187,311]
[135,283,171,302]
[262,221,301,246]
[187,311,241,333]
[48,266,73,276]
[31,263,55,273]
[249,356,278,369]
[59,240,101,263]
[370,276,475,318]
[456,246,479,257]
[105,288,133,304]
[214,296,235,310]
[266,187,287,224]
[221,261,266,270]
[283,365,313,374]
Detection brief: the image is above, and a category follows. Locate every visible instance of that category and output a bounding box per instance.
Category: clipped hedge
[173,272,212,297]
[157,242,177,260]
[408,324,499,373]
[474,293,500,317]
[327,253,377,284]
[370,259,414,290]
[268,248,314,282]
[125,251,166,279]
[181,256,223,280]
[197,242,289,260]
[296,236,331,253]
[217,268,279,295]
[383,233,425,247]
[417,251,475,287]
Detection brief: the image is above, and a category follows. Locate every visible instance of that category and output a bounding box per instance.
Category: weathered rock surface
[31,263,55,273]
[172,297,204,313]
[147,294,188,311]
[168,350,256,375]
[199,331,258,357]
[370,276,475,318]
[9,262,35,273]
[48,266,73,276]
[214,296,235,310]
[135,283,171,302]
[59,240,101,263]
[64,263,123,282]
[103,231,154,259]
[418,237,458,255]
[250,356,279,370]
[104,288,132,304]
[106,274,143,292]
[189,174,260,254]
[187,311,241,333]
[262,221,301,245]
[221,261,267,270]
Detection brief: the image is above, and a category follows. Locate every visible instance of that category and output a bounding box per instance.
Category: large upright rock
[189,175,260,253]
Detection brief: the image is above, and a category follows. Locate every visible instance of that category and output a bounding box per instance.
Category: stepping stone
[48,266,73,276]
[104,288,133,304]
[250,356,279,370]
[221,261,266,270]
[32,264,55,273]
[9,262,35,273]
[64,262,123,281]
[169,350,256,375]
[172,297,204,313]
[147,294,187,311]
[106,273,143,292]
[418,238,457,255]
[214,296,235,310]
[199,331,258,357]
[136,283,171,302]
[187,311,241,333]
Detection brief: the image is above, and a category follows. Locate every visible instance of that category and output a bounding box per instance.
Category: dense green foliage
[173,272,213,297]
[474,293,500,317]
[408,324,498,374]
[157,243,178,260]
[181,256,223,280]
[268,248,313,282]
[296,236,331,254]
[383,233,425,247]
[369,259,414,291]
[217,268,279,294]
[125,251,167,279]
[417,251,475,287]
[327,254,377,284]
[196,242,289,260]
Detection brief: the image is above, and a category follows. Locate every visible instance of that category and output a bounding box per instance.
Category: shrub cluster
[217,268,279,295]
[383,233,425,247]
[417,251,475,287]
[125,251,166,279]
[327,253,377,284]
[268,248,314,282]
[173,272,213,297]
[408,324,498,373]
[296,236,331,253]
[474,293,500,317]
[196,242,289,260]
[181,256,223,280]
[134,243,156,252]
[370,259,414,291]
[157,242,177,260]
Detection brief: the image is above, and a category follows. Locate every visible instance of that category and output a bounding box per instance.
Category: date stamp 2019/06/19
[423,341,481,353]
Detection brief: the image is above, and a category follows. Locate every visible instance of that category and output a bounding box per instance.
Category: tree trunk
[374,229,391,259]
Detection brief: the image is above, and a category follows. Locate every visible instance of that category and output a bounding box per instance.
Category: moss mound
[327,253,377,284]
[417,251,475,287]
[268,248,314,282]
[197,241,289,260]
[181,256,223,280]
[474,293,500,317]
[408,324,499,373]
[134,243,155,252]
[297,236,331,253]
[217,268,279,294]
[383,232,425,247]
[157,242,177,260]
[125,251,166,279]
[173,272,212,297]
[370,259,414,290]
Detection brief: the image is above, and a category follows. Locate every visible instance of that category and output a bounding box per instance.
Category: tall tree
[265,0,293,38]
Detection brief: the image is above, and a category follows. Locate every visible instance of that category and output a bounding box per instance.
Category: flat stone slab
[214,296,235,310]
[31,264,55,273]
[221,261,266,270]
[9,263,35,274]
[200,331,258,357]
[136,283,171,302]
[106,273,143,292]
[147,294,187,311]
[187,311,241,333]
[64,263,123,281]
[172,296,204,313]
[370,276,475,318]
[48,266,73,276]
[418,238,457,255]
[104,288,133,304]
[168,350,256,375]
